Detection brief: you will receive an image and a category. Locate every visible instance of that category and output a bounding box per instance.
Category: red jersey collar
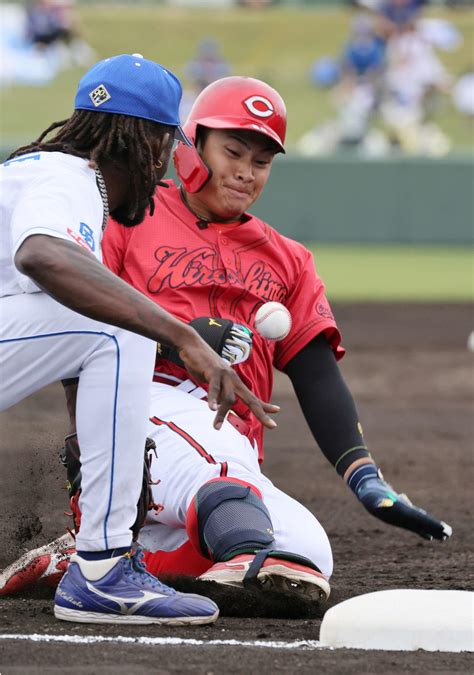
[156,180,252,231]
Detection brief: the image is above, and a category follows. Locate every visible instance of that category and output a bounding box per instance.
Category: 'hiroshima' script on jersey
[147,245,287,305]
[102,181,343,453]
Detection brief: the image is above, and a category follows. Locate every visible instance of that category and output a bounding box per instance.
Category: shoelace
[125,548,177,595]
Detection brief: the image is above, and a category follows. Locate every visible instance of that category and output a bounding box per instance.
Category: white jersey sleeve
[2,152,104,295]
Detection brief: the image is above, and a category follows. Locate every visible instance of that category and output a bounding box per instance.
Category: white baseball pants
[0,292,156,552]
[140,382,333,578]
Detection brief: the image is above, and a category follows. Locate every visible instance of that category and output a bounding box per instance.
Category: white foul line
[0,633,325,650]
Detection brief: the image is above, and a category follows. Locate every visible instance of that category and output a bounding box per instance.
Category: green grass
[1,6,473,149]
[308,245,474,301]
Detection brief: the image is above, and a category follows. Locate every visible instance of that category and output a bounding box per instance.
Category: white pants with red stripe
[0,292,156,552]
[140,382,333,578]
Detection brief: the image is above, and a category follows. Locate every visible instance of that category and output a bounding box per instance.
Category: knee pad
[186,478,275,562]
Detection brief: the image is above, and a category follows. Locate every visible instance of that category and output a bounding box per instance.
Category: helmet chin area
[173,140,211,193]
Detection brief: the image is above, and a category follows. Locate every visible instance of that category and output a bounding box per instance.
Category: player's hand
[355,472,452,541]
[178,336,279,430]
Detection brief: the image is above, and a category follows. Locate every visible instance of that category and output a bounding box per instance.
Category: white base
[319,589,474,652]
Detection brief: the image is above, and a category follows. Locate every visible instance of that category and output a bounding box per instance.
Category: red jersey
[102,181,343,456]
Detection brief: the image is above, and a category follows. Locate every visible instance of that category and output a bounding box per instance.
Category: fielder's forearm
[15,235,200,351]
[284,333,374,477]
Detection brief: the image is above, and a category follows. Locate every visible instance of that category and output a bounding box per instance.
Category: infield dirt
[1,303,473,673]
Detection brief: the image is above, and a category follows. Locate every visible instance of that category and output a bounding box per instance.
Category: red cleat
[199,553,330,602]
[0,532,75,596]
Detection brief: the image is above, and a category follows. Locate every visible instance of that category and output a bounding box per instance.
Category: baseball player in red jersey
[1,77,451,604]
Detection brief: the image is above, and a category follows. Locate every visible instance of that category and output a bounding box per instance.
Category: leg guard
[186,478,275,562]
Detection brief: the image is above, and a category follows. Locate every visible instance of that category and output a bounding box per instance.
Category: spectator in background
[375,0,429,41]
[352,0,429,11]
[300,14,387,155]
[452,67,474,119]
[181,38,232,123]
[26,0,71,47]
[340,14,385,83]
[25,0,93,67]
[335,14,386,145]
[380,20,452,154]
[26,0,75,49]
[184,38,232,94]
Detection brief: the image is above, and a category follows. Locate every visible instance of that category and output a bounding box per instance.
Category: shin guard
[186,478,275,561]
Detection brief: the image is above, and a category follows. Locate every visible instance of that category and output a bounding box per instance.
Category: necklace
[95,166,109,231]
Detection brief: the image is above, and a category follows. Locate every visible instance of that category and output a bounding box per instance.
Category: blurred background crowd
[1,1,95,87]
[0,1,471,307]
[301,0,473,156]
[0,0,472,160]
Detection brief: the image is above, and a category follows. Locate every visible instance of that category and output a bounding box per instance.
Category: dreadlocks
[8,111,174,224]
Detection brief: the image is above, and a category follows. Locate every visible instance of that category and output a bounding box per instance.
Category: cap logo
[89,84,111,108]
[243,95,274,118]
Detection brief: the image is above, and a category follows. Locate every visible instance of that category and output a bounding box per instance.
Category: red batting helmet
[174,76,287,193]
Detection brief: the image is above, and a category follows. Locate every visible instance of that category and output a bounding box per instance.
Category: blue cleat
[54,548,219,625]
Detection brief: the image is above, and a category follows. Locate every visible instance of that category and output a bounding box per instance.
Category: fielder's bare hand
[178,336,279,431]
[348,464,452,541]
[20,239,278,432]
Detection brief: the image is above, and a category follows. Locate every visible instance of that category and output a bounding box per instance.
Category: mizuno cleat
[54,547,219,625]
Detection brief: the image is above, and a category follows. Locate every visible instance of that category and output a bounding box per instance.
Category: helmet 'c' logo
[243,95,274,118]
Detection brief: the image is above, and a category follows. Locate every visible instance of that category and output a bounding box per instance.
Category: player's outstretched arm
[284,333,452,541]
[15,235,278,429]
[344,463,452,541]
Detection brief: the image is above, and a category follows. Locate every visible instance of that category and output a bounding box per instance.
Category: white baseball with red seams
[254,302,292,341]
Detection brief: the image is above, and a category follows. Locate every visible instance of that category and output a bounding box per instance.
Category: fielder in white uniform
[1,151,156,552]
[0,56,278,625]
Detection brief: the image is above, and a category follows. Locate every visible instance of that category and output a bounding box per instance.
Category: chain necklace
[95,166,109,231]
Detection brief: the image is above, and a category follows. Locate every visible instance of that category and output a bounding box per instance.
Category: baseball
[254,301,292,341]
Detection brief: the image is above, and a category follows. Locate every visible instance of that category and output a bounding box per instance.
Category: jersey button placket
[217,235,234,315]
[218,234,233,268]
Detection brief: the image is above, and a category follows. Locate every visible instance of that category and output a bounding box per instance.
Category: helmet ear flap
[173,143,212,193]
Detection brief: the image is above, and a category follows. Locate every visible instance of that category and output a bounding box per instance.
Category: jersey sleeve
[273,249,344,371]
[10,170,103,293]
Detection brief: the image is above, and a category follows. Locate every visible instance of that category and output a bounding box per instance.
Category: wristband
[334,445,371,477]
[346,463,379,496]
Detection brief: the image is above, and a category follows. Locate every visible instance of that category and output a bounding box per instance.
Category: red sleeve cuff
[275,320,345,371]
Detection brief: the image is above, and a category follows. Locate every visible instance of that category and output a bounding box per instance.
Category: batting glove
[221,324,253,366]
[348,464,452,541]
[158,318,253,368]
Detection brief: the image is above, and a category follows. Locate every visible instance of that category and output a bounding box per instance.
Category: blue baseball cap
[74,54,191,146]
